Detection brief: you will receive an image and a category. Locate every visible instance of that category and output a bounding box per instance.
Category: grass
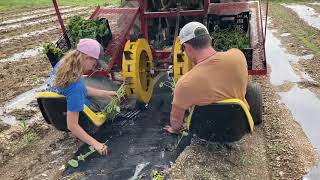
[0,0,121,11]
[269,3,320,55]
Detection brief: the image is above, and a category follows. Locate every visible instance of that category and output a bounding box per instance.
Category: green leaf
[68,159,79,168]
[77,154,85,161]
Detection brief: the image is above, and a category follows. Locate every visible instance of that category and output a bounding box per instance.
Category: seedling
[102,84,127,119]
[19,120,39,145]
[159,81,175,90]
[176,131,189,149]
[211,29,250,51]
[151,169,164,180]
[67,16,111,48]
[68,136,112,168]
[42,43,63,57]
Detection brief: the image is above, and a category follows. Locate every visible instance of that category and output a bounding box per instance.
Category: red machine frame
[52,0,267,78]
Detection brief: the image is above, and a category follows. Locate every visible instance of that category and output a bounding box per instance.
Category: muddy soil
[0,118,81,180]
[0,56,51,104]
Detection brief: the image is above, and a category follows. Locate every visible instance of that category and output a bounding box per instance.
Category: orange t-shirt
[172,48,248,110]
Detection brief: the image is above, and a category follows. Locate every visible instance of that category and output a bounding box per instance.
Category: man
[164,22,248,134]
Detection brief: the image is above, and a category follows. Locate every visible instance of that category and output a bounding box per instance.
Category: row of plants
[210,29,250,51]
[43,16,112,66]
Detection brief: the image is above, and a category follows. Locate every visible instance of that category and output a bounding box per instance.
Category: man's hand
[164,125,180,134]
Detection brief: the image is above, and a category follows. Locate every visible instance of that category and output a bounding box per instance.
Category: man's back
[173,48,248,110]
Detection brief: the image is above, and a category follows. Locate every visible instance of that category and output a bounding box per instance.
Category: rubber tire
[245,83,263,125]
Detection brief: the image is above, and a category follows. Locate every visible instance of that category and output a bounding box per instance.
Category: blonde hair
[54,50,86,88]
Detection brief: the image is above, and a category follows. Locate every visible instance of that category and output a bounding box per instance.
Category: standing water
[283,4,320,30]
[266,27,320,179]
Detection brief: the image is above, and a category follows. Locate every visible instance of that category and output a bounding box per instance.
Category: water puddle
[0,46,43,63]
[282,4,320,30]
[0,7,88,26]
[280,33,291,37]
[4,84,46,110]
[266,29,301,85]
[0,115,17,125]
[267,22,320,178]
[278,85,320,179]
[0,27,57,45]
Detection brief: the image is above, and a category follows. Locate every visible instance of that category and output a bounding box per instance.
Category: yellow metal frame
[36,92,106,126]
[122,38,155,104]
[173,37,193,82]
[186,99,254,132]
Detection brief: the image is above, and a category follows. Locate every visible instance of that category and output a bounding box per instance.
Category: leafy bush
[67,16,111,48]
[42,42,63,57]
[211,29,250,51]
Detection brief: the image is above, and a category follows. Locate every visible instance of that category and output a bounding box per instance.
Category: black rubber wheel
[245,83,263,125]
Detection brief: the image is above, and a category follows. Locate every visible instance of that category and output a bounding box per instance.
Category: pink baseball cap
[76,38,104,60]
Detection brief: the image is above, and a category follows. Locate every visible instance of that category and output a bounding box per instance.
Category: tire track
[0,9,92,35]
[0,6,72,23]
[0,12,92,60]
[0,6,89,26]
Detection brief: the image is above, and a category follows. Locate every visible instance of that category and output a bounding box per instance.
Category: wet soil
[0,56,51,104]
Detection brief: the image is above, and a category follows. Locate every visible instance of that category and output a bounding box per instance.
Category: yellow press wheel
[173,37,193,83]
[122,38,154,104]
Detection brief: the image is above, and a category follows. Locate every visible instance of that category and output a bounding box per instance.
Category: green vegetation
[67,16,111,48]
[19,120,39,145]
[103,84,127,119]
[68,136,112,168]
[0,0,121,11]
[269,3,320,54]
[211,30,250,51]
[42,43,63,57]
[151,169,164,180]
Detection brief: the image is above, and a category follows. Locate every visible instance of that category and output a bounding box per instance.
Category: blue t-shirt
[47,62,90,112]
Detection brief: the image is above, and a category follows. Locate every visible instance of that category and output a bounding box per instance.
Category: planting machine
[38,0,268,146]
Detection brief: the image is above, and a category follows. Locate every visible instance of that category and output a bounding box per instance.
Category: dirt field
[0,2,320,180]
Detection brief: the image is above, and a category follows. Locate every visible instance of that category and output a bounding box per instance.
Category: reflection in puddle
[283,4,320,30]
[279,85,320,150]
[280,33,291,37]
[266,29,314,85]
[0,47,42,63]
[279,85,320,179]
[266,29,301,85]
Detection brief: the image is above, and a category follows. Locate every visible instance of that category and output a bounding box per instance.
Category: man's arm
[164,104,185,134]
[86,86,117,98]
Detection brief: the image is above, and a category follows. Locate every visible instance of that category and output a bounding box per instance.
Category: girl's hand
[105,91,117,98]
[94,142,108,156]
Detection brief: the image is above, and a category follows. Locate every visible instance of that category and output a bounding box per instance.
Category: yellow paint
[122,38,154,103]
[173,37,193,83]
[36,91,107,126]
